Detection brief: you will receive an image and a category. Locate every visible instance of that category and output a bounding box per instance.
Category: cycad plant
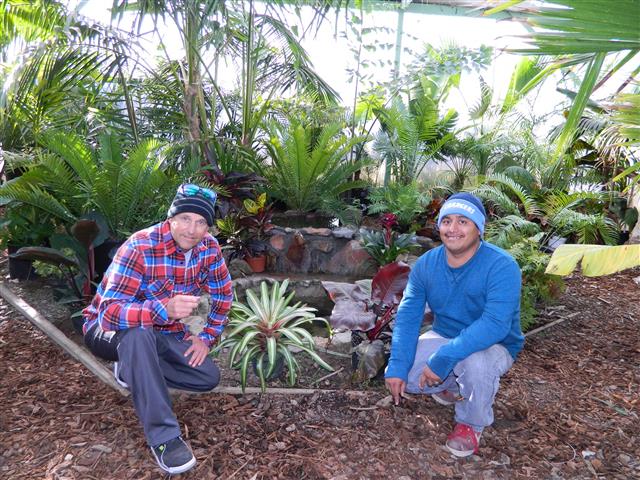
[472,171,621,246]
[264,120,368,213]
[0,131,178,240]
[214,280,333,392]
[366,181,433,230]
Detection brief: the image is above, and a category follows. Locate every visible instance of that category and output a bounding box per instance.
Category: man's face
[439,214,481,257]
[169,212,209,250]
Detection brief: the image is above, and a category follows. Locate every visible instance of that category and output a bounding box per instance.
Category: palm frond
[481,173,541,217]
[485,214,542,249]
[469,77,492,120]
[472,184,520,216]
[0,181,76,223]
[507,0,640,55]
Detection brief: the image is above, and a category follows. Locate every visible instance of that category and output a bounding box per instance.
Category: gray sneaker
[431,389,461,406]
[113,361,129,389]
[151,436,196,475]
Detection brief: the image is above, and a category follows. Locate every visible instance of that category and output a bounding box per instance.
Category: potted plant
[213,280,334,392]
[240,193,274,273]
[216,194,274,273]
[0,203,55,280]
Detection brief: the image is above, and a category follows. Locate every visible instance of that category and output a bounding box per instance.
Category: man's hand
[385,377,406,406]
[418,364,442,389]
[166,295,200,320]
[184,334,209,367]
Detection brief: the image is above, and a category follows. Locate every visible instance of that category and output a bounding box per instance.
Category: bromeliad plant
[359,213,419,266]
[213,280,333,392]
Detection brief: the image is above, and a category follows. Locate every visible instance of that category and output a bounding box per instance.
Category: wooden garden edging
[0,283,368,398]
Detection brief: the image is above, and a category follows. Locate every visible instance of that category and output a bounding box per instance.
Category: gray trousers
[405,330,513,431]
[84,325,220,446]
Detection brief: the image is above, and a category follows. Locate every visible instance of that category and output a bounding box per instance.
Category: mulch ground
[0,263,638,479]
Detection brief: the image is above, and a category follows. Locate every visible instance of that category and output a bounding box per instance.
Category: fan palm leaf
[490,1,639,166]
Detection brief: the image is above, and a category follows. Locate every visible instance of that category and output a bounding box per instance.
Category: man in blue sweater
[385,192,524,457]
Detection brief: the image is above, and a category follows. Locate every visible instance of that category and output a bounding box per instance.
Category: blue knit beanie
[437,192,486,235]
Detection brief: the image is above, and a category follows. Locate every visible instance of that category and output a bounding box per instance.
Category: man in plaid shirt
[82,183,232,475]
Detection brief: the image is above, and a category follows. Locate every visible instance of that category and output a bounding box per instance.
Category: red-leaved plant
[322,262,410,380]
[322,261,410,339]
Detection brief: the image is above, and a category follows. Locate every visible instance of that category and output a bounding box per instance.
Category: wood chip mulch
[1,267,638,479]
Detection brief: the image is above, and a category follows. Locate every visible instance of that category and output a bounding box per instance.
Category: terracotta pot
[245,254,266,273]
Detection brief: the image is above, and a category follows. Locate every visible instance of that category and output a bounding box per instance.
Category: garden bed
[1,256,638,479]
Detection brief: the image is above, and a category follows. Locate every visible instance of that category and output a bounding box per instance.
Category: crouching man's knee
[192,358,220,392]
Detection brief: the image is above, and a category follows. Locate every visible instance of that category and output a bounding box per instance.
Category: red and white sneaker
[445,423,482,457]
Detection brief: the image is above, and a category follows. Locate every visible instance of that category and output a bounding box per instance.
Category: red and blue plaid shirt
[82,220,233,347]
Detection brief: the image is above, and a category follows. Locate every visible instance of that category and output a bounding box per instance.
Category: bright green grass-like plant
[213,280,333,392]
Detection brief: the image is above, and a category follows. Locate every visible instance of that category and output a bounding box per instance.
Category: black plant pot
[7,245,37,281]
[93,239,124,282]
[252,353,285,381]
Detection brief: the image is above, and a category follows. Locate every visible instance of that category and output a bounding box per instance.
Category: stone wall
[263,226,435,277]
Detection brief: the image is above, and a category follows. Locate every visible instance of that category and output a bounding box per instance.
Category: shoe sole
[113,362,129,389]
[431,393,457,406]
[150,448,196,475]
[446,444,478,457]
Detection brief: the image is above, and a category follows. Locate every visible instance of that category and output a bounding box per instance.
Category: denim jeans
[405,330,514,432]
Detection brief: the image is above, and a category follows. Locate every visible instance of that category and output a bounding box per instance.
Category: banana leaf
[545,244,640,277]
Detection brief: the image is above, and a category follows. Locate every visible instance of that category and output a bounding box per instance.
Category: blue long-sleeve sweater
[385,241,524,381]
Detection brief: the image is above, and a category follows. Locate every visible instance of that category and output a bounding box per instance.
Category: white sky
[73,2,550,113]
[72,1,630,132]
